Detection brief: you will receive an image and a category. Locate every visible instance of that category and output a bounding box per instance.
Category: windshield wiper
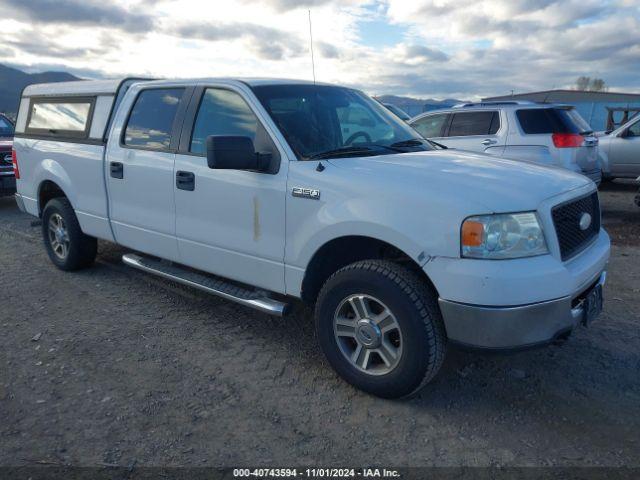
[427,140,448,149]
[309,140,430,160]
[309,146,376,160]
[390,139,426,148]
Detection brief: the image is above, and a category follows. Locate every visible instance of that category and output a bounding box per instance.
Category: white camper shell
[15,79,149,241]
[17,79,146,142]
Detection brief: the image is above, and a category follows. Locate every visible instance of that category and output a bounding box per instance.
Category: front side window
[252,84,431,159]
[27,99,92,135]
[412,113,448,138]
[190,88,258,155]
[627,120,640,137]
[448,111,498,137]
[124,88,184,150]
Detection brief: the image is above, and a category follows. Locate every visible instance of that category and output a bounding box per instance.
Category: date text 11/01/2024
[233,468,401,478]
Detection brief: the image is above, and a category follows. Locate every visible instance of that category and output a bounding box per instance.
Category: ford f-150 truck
[13,78,610,398]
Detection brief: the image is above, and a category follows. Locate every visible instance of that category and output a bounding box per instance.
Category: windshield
[252,84,431,159]
[0,116,14,136]
[385,104,411,121]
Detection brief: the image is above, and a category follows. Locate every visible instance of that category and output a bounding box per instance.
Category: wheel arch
[300,235,438,305]
[38,179,71,216]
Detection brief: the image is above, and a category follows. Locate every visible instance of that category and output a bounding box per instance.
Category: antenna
[308,9,316,84]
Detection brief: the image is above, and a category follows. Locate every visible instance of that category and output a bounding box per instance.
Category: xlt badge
[292,187,321,200]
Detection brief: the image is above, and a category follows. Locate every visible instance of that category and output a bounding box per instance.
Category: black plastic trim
[13,133,105,146]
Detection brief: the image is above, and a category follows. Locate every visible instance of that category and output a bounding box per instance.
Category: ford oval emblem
[579,213,592,231]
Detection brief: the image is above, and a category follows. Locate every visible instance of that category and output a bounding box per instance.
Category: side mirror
[206,135,271,171]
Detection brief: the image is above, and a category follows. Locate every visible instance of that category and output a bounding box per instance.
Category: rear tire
[315,260,446,399]
[42,198,97,271]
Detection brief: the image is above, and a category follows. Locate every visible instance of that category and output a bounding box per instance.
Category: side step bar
[122,253,290,317]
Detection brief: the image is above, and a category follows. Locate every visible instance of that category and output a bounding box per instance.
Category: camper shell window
[25,96,95,139]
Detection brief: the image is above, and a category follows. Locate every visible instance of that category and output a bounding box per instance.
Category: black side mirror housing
[206,135,271,171]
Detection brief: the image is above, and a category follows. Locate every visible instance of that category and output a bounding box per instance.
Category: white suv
[409,101,602,184]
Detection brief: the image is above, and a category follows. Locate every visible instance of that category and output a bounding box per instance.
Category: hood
[328,149,592,213]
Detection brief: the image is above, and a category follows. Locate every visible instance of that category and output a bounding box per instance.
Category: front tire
[42,198,97,271]
[315,260,446,399]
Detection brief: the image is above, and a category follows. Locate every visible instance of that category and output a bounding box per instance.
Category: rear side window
[412,113,448,138]
[26,97,94,137]
[190,88,258,155]
[124,88,184,150]
[517,108,591,134]
[448,111,499,137]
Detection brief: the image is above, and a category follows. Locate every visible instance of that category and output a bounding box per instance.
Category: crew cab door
[105,85,191,261]
[172,83,288,293]
[609,118,640,177]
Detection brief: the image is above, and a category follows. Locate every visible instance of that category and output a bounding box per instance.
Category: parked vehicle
[409,101,602,184]
[0,113,15,197]
[382,103,411,121]
[597,114,640,181]
[13,79,609,398]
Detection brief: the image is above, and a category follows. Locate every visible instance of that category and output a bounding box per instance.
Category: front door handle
[110,162,123,179]
[481,139,497,146]
[176,171,195,191]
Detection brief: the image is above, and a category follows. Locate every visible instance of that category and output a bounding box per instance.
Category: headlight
[461,212,548,259]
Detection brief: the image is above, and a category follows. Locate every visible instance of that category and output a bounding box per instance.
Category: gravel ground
[0,181,639,469]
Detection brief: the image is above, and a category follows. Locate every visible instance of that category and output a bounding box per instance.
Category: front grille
[1,153,11,166]
[552,192,600,261]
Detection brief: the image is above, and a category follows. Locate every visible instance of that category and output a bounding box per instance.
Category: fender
[296,220,427,271]
[35,159,76,213]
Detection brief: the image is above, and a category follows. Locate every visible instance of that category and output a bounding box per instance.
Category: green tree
[590,78,607,92]
[576,76,591,90]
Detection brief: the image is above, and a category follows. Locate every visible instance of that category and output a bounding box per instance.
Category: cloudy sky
[0,0,638,99]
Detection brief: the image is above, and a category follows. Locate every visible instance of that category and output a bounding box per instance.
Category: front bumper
[582,167,602,185]
[439,271,606,349]
[0,171,15,197]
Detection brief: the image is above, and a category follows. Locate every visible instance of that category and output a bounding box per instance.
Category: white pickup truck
[13,78,610,398]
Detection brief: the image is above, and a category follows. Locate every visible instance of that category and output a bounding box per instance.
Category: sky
[0,0,638,100]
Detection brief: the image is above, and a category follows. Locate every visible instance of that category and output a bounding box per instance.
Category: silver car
[597,115,640,181]
[410,101,602,184]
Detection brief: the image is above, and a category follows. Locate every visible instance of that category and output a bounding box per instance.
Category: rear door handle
[110,162,123,179]
[481,139,497,146]
[176,171,195,191]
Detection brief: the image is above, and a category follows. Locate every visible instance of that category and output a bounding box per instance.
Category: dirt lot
[1,181,639,469]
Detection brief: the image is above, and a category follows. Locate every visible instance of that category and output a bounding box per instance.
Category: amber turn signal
[461,220,484,247]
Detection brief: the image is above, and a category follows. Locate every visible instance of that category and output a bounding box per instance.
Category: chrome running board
[122,253,290,317]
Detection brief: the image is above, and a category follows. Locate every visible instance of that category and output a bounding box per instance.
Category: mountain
[376,94,467,117]
[0,64,81,116]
